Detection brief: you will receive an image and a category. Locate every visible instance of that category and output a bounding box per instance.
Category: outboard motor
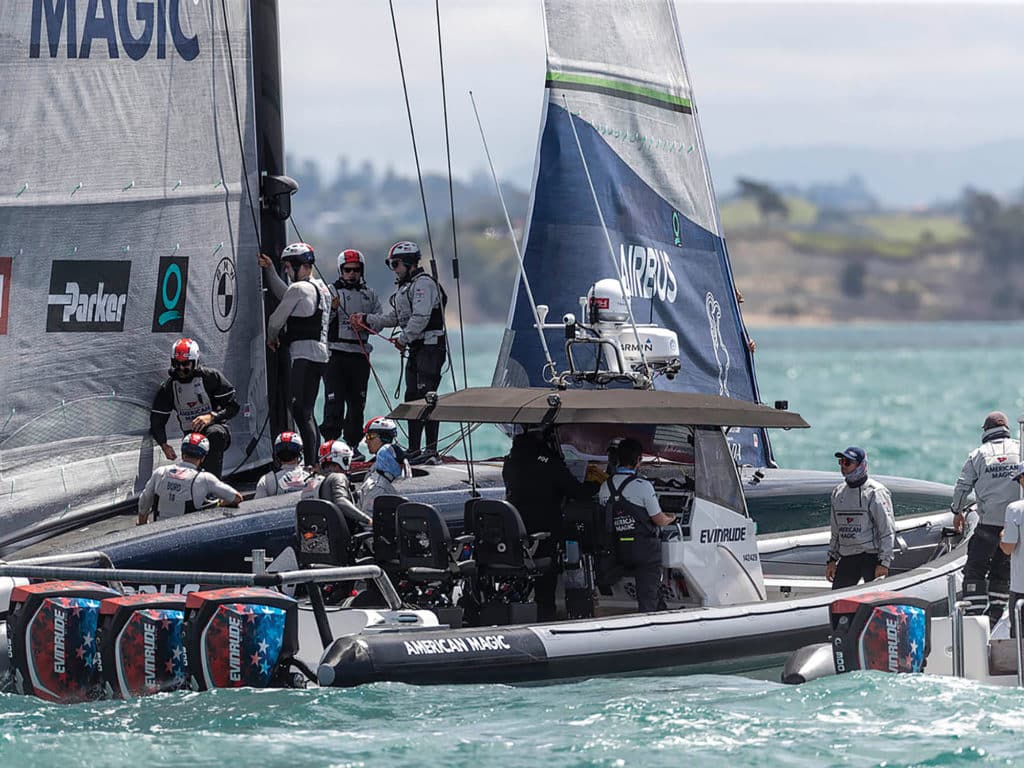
[183,587,298,690]
[5,581,119,702]
[98,593,188,699]
[782,592,931,684]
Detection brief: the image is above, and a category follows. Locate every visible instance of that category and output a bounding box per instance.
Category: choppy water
[10,322,1024,766]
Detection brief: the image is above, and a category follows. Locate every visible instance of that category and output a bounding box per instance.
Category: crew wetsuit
[150,366,239,478]
[264,264,331,466]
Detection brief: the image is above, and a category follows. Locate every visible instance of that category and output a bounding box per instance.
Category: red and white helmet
[281,242,316,266]
[181,432,210,458]
[274,431,304,460]
[318,440,353,471]
[364,416,398,441]
[386,241,421,268]
[337,248,366,272]
[171,338,200,363]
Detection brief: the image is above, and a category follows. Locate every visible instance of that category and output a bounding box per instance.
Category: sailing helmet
[181,432,210,459]
[364,416,398,443]
[171,338,200,363]
[386,241,421,269]
[587,279,630,324]
[337,249,366,272]
[318,440,353,471]
[281,242,316,266]
[274,431,304,461]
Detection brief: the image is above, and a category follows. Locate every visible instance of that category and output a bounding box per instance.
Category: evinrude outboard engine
[5,580,119,702]
[98,593,188,698]
[183,587,298,690]
[782,592,930,684]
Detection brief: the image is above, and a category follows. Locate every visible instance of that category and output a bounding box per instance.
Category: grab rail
[1016,599,1024,688]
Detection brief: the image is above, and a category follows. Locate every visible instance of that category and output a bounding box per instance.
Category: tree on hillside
[961,188,1024,269]
[736,178,789,223]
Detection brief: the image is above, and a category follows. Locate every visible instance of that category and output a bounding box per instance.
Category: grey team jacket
[366,270,444,347]
[330,282,383,355]
[952,436,1021,527]
[828,477,896,567]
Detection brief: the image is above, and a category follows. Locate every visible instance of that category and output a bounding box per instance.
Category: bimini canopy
[389,388,808,429]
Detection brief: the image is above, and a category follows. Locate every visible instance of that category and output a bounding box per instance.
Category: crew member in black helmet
[150,337,239,479]
[351,241,447,465]
[259,243,332,467]
[321,248,382,462]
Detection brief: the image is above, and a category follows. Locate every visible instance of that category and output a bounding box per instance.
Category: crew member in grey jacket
[952,411,1020,621]
[826,446,896,589]
[321,248,382,459]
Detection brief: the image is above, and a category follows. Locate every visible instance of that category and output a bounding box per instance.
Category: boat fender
[781,642,835,685]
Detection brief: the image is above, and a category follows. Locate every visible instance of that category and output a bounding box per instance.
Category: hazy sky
[278,2,1024,181]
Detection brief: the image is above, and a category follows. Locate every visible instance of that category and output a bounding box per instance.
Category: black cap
[834,446,866,463]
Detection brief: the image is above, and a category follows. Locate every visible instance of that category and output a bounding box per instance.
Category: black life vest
[605,475,661,566]
[282,281,329,344]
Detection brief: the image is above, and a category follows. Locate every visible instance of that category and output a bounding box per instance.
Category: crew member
[999,464,1024,636]
[137,433,242,524]
[352,241,446,465]
[952,411,1020,621]
[150,338,239,479]
[826,446,896,589]
[303,439,372,532]
[259,243,331,467]
[359,417,408,517]
[503,424,600,621]
[600,437,675,613]
[321,248,382,461]
[255,432,314,498]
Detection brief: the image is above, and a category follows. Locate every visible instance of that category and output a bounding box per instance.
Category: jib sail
[493,0,771,466]
[0,0,271,530]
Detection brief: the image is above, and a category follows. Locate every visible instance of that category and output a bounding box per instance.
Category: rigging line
[561,95,653,384]
[388,0,438,281]
[470,91,558,384]
[218,0,261,249]
[435,0,475,486]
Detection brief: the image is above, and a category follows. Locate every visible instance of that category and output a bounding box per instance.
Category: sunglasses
[838,457,856,466]
[341,266,362,273]
[388,258,404,269]
[171,359,194,368]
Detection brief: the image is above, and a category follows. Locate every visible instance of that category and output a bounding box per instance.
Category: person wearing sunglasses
[351,241,448,466]
[321,248,382,462]
[826,446,895,589]
[149,337,239,478]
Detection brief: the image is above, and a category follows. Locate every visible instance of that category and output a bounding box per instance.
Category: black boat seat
[396,501,476,583]
[295,498,352,567]
[371,494,408,564]
[471,499,552,575]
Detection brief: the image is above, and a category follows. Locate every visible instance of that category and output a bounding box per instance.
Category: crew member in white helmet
[952,411,1020,622]
[150,338,239,479]
[137,433,242,524]
[303,440,372,530]
[259,243,331,467]
[254,432,314,498]
[358,417,408,517]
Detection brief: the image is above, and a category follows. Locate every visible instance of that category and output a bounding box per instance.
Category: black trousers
[404,342,445,454]
[832,552,880,590]
[199,423,231,479]
[632,562,663,612]
[533,538,559,621]
[320,350,371,448]
[963,523,1011,619]
[290,357,325,466]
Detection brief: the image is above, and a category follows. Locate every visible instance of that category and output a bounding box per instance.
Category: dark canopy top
[389,387,808,429]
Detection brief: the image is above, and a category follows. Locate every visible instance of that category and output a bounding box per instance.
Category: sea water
[6,322,1024,767]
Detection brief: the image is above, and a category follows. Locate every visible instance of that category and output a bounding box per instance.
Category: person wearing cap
[826,446,896,589]
[952,411,1020,622]
[137,433,242,524]
[258,243,332,466]
[999,464,1024,636]
[350,241,447,466]
[321,249,382,461]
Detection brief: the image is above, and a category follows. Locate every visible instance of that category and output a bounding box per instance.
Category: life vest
[395,271,447,336]
[605,475,661,566]
[267,466,314,496]
[282,280,330,345]
[171,375,212,431]
[153,464,200,521]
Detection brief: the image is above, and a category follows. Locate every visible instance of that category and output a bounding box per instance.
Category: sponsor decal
[0,257,10,335]
[886,617,900,673]
[698,526,748,544]
[211,256,236,332]
[618,244,677,302]
[228,613,242,682]
[152,256,189,332]
[672,211,683,247]
[706,291,730,396]
[46,260,130,332]
[29,0,200,61]
[402,634,512,656]
[53,606,67,673]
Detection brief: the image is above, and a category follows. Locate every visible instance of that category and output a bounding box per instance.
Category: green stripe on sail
[546,71,691,109]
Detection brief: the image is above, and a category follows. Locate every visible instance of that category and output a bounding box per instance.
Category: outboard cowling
[99,593,188,698]
[830,592,930,675]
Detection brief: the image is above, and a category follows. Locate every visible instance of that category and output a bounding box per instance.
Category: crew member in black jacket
[150,338,239,478]
[502,425,599,621]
